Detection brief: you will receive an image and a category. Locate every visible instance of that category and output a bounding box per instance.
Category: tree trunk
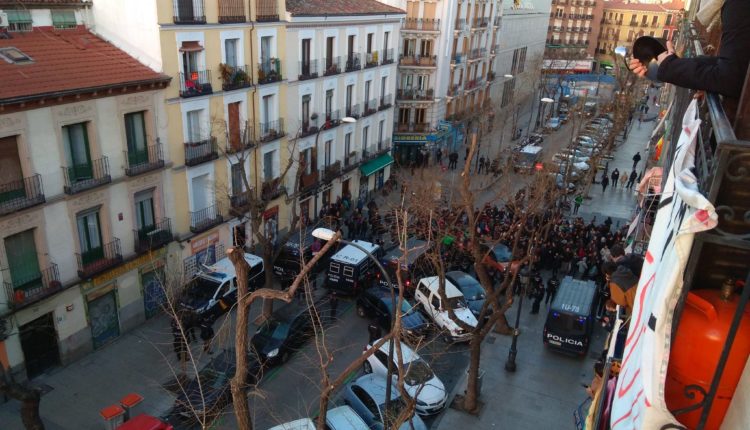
[228,248,253,430]
[462,334,483,413]
[21,396,44,430]
[493,312,513,335]
[0,365,45,430]
[260,249,275,321]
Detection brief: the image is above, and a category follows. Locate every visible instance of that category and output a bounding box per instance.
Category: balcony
[381,49,394,65]
[468,48,487,60]
[76,238,123,279]
[323,109,342,128]
[220,64,252,91]
[184,137,218,167]
[133,218,173,254]
[361,99,378,117]
[399,54,437,67]
[487,71,496,81]
[629,21,638,27]
[3,263,60,309]
[218,0,245,23]
[346,104,360,119]
[454,18,467,31]
[63,157,112,195]
[451,54,463,64]
[179,70,213,98]
[379,94,392,110]
[475,17,489,28]
[396,88,435,101]
[173,0,205,24]
[395,123,430,133]
[447,84,461,97]
[124,143,165,176]
[322,161,341,183]
[299,169,319,192]
[402,18,440,32]
[362,140,392,162]
[258,118,285,142]
[0,174,45,216]
[225,125,255,154]
[343,152,360,172]
[190,204,223,234]
[364,52,379,69]
[493,17,502,27]
[258,58,282,84]
[255,0,279,22]
[345,54,362,72]
[323,57,342,76]
[229,190,250,214]
[298,59,319,80]
[261,178,284,200]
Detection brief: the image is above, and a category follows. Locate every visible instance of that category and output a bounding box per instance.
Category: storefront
[360,153,395,195]
[392,122,458,166]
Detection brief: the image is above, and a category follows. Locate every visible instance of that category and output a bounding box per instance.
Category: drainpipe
[249,15,258,249]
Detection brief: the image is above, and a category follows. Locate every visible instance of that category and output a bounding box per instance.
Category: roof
[550,276,597,316]
[371,339,420,364]
[383,238,428,268]
[602,0,684,12]
[326,406,369,430]
[200,253,263,280]
[0,28,169,104]
[418,276,462,298]
[267,419,316,430]
[520,145,543,155]
[331,240,380,264]
[285,0,405,17]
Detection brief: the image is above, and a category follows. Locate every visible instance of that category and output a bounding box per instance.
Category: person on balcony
[628,0,750,98]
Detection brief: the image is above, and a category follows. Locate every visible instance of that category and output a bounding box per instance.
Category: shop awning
[599,60,614,69]
[360,153,394,177]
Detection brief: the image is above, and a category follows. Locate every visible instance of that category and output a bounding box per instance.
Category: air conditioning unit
[0,12,9,28]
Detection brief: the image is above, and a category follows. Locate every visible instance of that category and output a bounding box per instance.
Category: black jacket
[657,0,750,98]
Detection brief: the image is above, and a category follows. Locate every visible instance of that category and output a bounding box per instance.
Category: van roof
[199,253,263,281]
[266,418,315,430]
[383,237,428,268]
[331,240,380,265]
[418,276,463,298]
[326,406,369,429]
[549,276,597,316]
[520,145,543,155]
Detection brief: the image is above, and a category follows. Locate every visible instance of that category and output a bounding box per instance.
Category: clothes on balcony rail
[656,0,750,98]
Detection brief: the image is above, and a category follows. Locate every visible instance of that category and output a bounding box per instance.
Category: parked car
[117,414,173,430]
[180,253,265,321]
[251,297,332,365]
[445,271,488,319]
[363,340,447,415]
[173,350,262,424]
[555,174,577,194]
[356,287,429,337]
[326,406,369,430]
[414,276,477,342]
[266,419,316,430]
[343,374,428,430]
[544,117,562,131]
[482,243,521,275]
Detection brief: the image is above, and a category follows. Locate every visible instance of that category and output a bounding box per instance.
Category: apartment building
[283,0,404,219]
[596,0,683,68]
[0,2,171,378]
[92,0,290,271]
[378,0,503,165]
[544,0,604,59]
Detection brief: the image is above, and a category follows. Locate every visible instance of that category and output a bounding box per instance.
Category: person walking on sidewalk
[199,316,215,354]
[436,148,443,165]
[620,171,629,188]
[632,152,642,170]
[601,175,610,193]
[573,194,583,214]
[626,170,638,190]
[478,156,485,174]
[611,169,620,189]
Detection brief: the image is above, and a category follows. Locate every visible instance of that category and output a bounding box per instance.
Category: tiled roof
[0,27,169,103]
[603,0,684,12]
[286,0,405,17]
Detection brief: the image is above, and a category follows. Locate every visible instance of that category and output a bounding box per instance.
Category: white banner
[611,99,718,429]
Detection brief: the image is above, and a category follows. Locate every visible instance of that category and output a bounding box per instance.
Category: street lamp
[311,227,398,428]
[310,117,356,219]
[503,74,514,78]
[505,266,530,372]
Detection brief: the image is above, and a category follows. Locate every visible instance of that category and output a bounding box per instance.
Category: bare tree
[0,365,44,430]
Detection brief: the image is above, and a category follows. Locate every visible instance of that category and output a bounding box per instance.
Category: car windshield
[446,296,467,309]
[458,281,485,301]
[185,277,222,301]
[402,358,434,386]
[492,245,512,262]
[256,320,290,341]
[382,297,414,314]
[198,367,230,390]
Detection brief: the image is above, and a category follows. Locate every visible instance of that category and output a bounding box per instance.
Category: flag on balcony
[610,100,718,430]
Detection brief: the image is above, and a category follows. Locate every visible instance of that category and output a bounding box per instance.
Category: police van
[543,276,596,355]
[325,240,382,294]
[379,237,431,293]
[273,224,338,282]
[180,253,264,320]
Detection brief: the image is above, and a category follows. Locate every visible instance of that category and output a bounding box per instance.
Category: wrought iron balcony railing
[258,58,282,84]
[4,263,60,309]
[299,59,319,80]
[220,64,252,91]
[379,94,392,110]
[63,157,111,195]
[76,238,123,279]
[363,99,378,117]
[381,49,394,65]
[179,70,213,98]
[190,204,223,234]
[324,56,342,76]
[402,18,440,32]
[258,118,285,142]
[133,218,173,254]
[399,55,437,67]
[346,104,360,119]
[124,143,164,176]
[365,52,379,69]
[261,178,284,200]
[0,174,45,215]
[173,0,205,24]
[345,54,362,72]
[184,137,218,167]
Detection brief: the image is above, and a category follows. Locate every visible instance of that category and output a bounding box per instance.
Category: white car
[363,340,447,416]
[414,276,477,342]
[267,418,316,430]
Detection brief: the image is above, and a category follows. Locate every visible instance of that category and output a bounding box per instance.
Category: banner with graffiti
[610,99,718,429]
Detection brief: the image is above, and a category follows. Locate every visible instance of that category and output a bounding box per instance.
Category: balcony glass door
[5,230,41,288]
[0,136,24,203]
[125,112,148,166]
[261,36,272,70]
[301,38,311,76]
[63,123,92,182]
[135,192,155,232]
[77,211,103,265]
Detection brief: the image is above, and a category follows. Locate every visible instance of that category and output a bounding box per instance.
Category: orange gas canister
[665,281,750,429]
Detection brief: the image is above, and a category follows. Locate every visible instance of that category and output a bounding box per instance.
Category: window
[362,126,369,149]
[510,49,519,74]
[326,36,335,66]
[0,47,32,64]
[431,295,440,310]
[383,31,390,54]
[186,110,203,143]
[231,163,245,195]
[63,122,92,181]
[419,39,432,57]
[378,120,384,147]
[263,150,275,181]
[262,94,273,125]
[652,16,658,26]
[380,76,387,103]
[346,84,354,113]
[77,210,103,262]
[324,140,332,166]
[518,47,527,73]
[4,230,40,288]
[261,36,272,68]
[662,29,669,39]
[225,38,238,68]
[343,266,354,277]
[301,147,313,174]
[345,133,352,156]
[325,89,334,120]
[301,38,311,72]
[364,80,371,104]
[52,10,76,29]
[415,108,426,124]
[6,10,32,32]
[666,14,673,26]
[347,35,355,58]
[302,95,311,130]
[398,108,410,124]
[403,39,416,57]
[134,190,155,231]
[125,111,148,165]
[367,33,374,54]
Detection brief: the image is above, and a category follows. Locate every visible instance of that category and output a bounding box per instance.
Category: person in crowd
[199,316,215,354]
[610,169,620,189]
[619,170,629,189]
[632,152,642,170]
[626,170,638,190]
[601,174,610,193]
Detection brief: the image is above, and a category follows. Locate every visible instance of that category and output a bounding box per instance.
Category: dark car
[273,223,338,283]
[482,243,521,275]
[250,297,332,365]
[445,271,489,319]
[355,287,429,336]
[173,350,261,424]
